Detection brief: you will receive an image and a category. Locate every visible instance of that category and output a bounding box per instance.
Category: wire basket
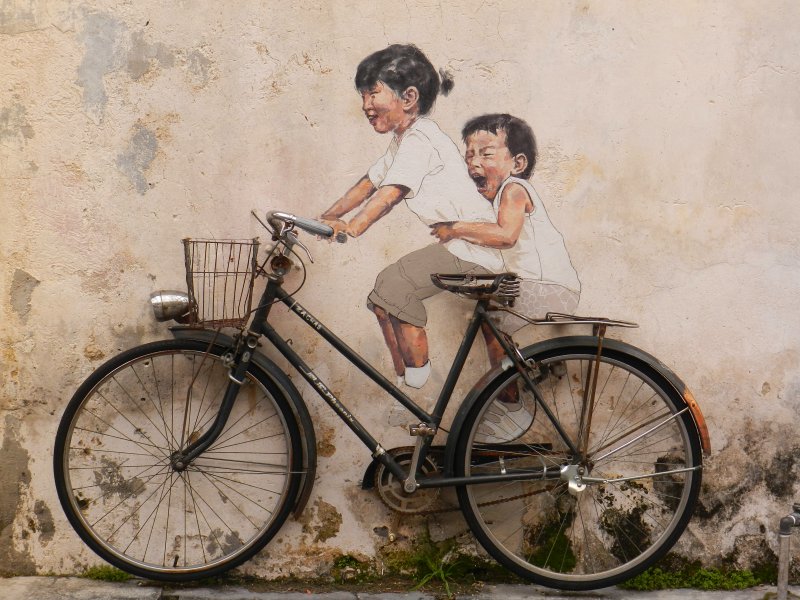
[183,238,260,328]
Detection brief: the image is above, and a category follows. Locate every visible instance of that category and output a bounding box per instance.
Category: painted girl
[319,44,503,389]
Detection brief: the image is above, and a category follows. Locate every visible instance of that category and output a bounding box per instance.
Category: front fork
[170,332,259,470]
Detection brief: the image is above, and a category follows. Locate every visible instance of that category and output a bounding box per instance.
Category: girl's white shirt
[368,117,505,272]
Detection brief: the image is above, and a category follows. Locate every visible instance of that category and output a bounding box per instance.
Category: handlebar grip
[293,215,334,238]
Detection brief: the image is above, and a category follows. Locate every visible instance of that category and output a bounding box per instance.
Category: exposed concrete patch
[317,425,337,457]
[83,333,106,362]
[10,269,40,324]
[0,103,35,145]
[0,417,36,575]
[116,122,158,194]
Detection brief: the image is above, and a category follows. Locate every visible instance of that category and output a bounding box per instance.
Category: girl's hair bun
[439,68,455,96]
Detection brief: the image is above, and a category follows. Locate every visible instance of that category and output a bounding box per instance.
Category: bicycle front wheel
[54,339,303,581]
[454,343,702,590]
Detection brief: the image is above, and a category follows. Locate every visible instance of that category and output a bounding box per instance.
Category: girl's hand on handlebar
[319,217,347,240]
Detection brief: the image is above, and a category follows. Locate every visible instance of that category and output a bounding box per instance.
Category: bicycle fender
[169,327,317,518]
[443,335,710,474]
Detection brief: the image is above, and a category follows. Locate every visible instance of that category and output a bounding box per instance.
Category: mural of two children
[320,44,580,439]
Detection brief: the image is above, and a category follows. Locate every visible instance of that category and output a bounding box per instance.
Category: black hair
[355,44,453,116]
[462,113,537,179]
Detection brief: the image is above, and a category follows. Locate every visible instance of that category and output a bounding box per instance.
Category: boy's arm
[431,183,531,248]
[320,176,376,230]
[346,184,409,237]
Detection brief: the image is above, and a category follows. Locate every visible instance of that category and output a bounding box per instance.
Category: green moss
[527,512,576,573]
[380,531,519,597]
[82,565,132,582]
[330,554,377,584]
[620,554,769,591]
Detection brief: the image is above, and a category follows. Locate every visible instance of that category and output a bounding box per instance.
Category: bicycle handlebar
[267,211,333,237]
[266,210,347,243]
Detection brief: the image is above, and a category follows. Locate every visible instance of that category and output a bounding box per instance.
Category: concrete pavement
[1,577,796,600]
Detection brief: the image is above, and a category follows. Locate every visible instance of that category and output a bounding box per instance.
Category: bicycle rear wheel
[454,343,702,590]
[54,339,302,581]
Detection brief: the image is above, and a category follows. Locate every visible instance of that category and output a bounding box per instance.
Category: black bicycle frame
[179,273,580,487]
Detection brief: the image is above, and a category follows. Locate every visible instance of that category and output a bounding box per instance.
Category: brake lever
[287,231,314,263]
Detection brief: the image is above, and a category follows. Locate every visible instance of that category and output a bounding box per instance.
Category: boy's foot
[476,390,536,444]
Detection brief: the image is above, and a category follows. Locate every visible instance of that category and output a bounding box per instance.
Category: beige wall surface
[1,0,799,578]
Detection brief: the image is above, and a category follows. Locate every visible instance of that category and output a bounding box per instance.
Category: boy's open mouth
[470,173,487,190]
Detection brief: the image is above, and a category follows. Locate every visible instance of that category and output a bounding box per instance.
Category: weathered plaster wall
[1,0,799,577]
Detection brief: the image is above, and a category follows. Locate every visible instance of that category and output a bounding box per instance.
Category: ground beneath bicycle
[1,576,791,600]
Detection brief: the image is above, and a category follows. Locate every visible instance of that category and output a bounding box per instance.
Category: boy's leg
[391,316,429,368]
[371,305,407,378]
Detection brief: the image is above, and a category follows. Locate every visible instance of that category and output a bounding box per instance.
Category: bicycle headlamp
[149,290,193,323]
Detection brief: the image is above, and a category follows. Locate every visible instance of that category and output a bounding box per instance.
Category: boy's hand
[430,221,456,243]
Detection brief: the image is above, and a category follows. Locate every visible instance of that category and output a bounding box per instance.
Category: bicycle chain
[374,446,559,516]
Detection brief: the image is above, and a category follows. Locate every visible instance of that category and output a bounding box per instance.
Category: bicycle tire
[453,342,702,590]
[54,338,303,581]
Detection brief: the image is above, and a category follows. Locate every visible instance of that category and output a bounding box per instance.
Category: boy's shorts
[367,243,488,326]
[493,280,580,332]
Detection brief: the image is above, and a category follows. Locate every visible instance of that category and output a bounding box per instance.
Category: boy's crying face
[464,129,523,201]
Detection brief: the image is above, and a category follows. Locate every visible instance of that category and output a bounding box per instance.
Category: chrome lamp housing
[149,290,194,323]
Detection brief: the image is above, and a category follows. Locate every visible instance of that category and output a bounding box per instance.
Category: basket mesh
[183,238,259,327]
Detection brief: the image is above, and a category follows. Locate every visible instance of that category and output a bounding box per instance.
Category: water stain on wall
[76,11,127,122]
[116,122,158,194]
[0,417,36,575]
[0,103,35,145]
[0,0,47,34]
[10,269,40,324]
[127,30,174,81]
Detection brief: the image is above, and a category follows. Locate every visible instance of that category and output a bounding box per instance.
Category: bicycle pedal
[409,423,436,436]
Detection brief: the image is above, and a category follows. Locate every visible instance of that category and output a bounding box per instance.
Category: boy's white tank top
[494,177,580,292]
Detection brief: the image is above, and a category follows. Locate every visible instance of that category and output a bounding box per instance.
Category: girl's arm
[431,182,533,248]
[346,184,409,237]
[320,176,376,232]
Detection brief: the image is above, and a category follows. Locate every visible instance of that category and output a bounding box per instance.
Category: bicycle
[53,210,710,590]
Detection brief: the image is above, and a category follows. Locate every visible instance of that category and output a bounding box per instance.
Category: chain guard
[374,446,442,514]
